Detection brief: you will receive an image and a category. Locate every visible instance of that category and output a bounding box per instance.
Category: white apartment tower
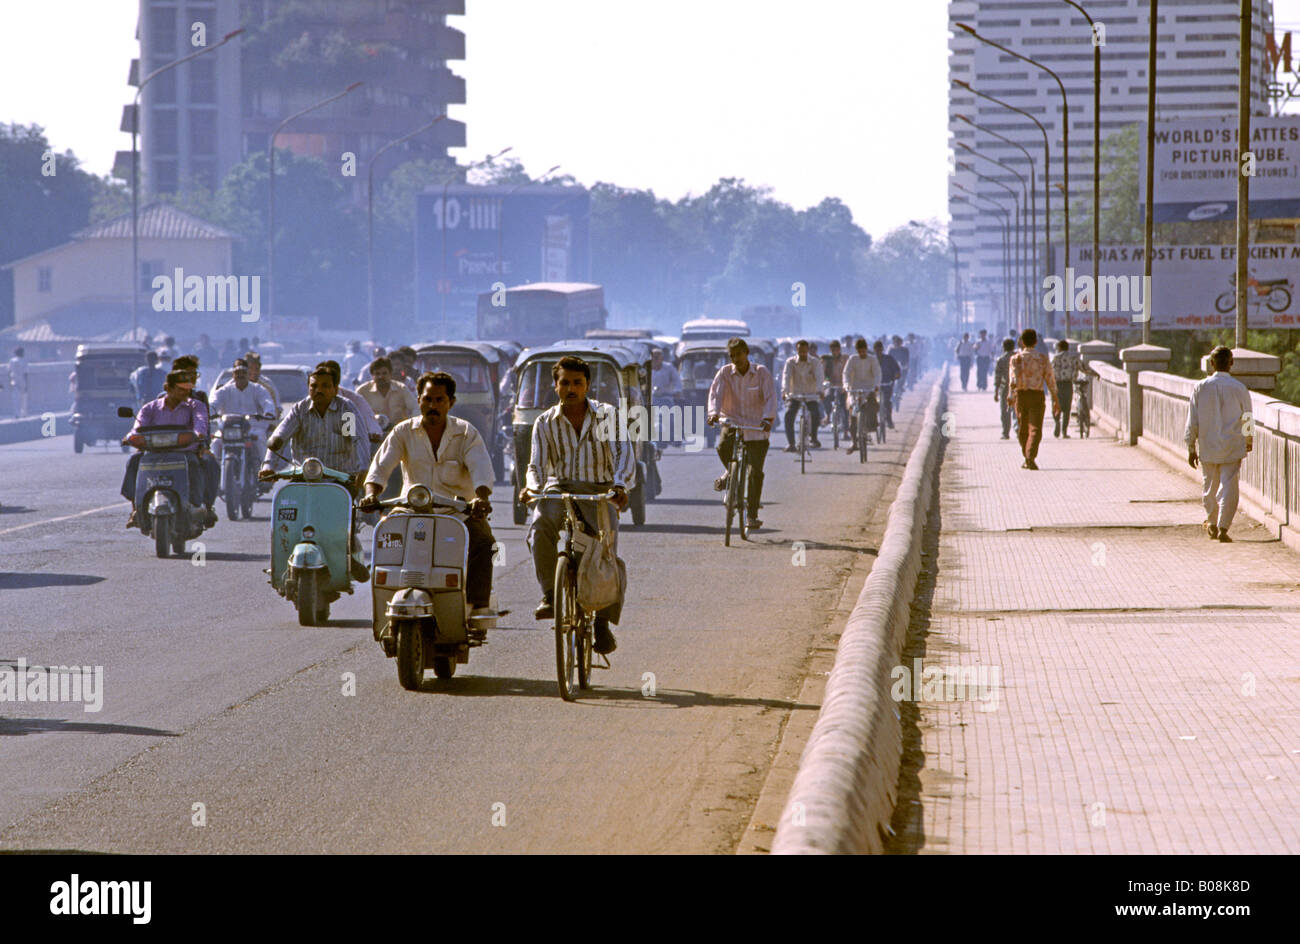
[948,0,1275,333]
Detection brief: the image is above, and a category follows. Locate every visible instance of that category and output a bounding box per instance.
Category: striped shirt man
[525,397,636,492]
[265,395,371,475]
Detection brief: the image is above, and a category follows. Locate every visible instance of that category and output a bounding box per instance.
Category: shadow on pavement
[412,673,820,711]
[0,572,106,589]
[0,505,34,515]
[885,435,946,855]
[197,551,270,562]
[0,717,180,738]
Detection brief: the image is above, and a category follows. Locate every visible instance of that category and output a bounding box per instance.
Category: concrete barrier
[771,364,949,854]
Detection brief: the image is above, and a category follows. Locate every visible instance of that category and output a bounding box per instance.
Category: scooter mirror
[117,406,134,418]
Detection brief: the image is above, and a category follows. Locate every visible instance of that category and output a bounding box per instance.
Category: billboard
[414,184,591,333]
[1139,116,1300,222]
[1067,244,1300,329]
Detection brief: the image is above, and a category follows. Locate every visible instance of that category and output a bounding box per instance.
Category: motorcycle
[117,406,211,558]
[214,413,272,520]
[369,485,497,688]
[264,457,365,626]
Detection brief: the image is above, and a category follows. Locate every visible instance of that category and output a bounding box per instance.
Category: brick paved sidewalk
[888,371,1300,854]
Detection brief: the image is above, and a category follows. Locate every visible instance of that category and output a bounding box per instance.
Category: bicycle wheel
[737,452,749,541]
[832,402,840,450]
[1079,397,1090,438]
[724,447,738,547]
[799,406,808,474]
[577,613,593,690]
[858,411,869,464]
[554,556,578,701]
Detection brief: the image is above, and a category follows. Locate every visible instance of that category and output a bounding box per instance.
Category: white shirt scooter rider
[211,359,275,463]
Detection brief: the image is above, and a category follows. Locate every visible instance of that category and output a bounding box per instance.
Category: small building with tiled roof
[1,203,238,352]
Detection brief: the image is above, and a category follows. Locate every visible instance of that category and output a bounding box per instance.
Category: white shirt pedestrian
[1185,368,1253,536]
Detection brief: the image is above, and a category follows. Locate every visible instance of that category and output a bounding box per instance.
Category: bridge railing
[1091,360,1300,549]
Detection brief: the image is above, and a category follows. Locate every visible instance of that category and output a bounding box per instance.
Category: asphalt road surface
[0,387,926,853]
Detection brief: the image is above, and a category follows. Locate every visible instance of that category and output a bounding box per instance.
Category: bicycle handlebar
[719,419,767,432]
[524,490,618,504]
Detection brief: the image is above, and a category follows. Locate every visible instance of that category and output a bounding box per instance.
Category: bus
[680,317,750,341]
[477,282,607,347]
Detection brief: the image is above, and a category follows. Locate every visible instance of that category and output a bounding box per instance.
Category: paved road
[1,391,926,853]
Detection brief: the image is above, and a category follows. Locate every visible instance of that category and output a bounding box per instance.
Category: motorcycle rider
[259,366,372,582]
[342,340,368,387]
[244,352,280,414]
[518,356,633,656]
[120,370,217,527]
[649,346,683,446]
[356,356,418,432]
[359,371,497,616]
[129,351,167,405]
[315,360,385,448]
[211,358,275,464]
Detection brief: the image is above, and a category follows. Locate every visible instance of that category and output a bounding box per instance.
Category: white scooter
[368,485,497,688]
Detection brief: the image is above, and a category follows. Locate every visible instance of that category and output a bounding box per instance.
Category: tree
[0,124,108,326]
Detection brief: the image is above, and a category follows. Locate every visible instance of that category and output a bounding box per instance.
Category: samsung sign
[1138,115,1300,222]
[414,184,590,326]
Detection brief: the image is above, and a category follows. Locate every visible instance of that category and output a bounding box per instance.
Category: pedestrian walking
[1008,329,1059,470]
[7,346,29,418]
[954,333,974,391]
[993,337,1016,439]
[974,329,994,391]
[1186,346,1253,542]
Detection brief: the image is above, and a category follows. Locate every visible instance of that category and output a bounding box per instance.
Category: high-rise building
[116,0,467,200]
[948,0,1275,332]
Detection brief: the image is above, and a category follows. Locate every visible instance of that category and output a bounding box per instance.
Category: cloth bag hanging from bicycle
[856,393,879,431]
[577,499,626,612]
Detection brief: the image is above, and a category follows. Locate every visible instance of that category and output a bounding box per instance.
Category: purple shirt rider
[130,395,207,452]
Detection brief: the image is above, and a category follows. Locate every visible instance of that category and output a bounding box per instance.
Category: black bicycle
[849,390,877,465]
[718,420,766,546]
[1074,376,1092,439]
[527,489,617,701]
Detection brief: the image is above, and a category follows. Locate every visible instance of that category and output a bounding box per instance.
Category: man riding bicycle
[781,339,825,451]
[821,339,848,434]
[843,338,881,454]
[707,337,778,530]
[873,339,899,434]
[519,356,633,656]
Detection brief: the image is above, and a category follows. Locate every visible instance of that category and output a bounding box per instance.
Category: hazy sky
[3,0,1298,240]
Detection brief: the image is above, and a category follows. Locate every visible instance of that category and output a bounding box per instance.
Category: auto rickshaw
[509,340,660,527]
[71,343,148,453]
[413,342,507,484]
[675,339,732,448]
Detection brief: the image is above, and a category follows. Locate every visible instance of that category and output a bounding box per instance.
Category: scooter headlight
[406,485,432,509]
[301,526,315,540]
[302,457,324,481]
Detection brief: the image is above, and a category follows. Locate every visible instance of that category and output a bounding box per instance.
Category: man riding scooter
[212,358,276,516]
[259,366,372,581]
[359,370,497,618]
[120,370,218,528]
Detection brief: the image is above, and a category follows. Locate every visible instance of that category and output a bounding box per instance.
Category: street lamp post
[909,220,963,334]
[497,164,561,287]
[956,144,1032,331]
[955,23,1072,335]
[953,80,1054,331]
[1060,0,1103,336]
[958,165,1023,333]
[131,28,244,339]
[438,146,513,338]
[268,81,364,333]
[1235,0,1252,348]
[1142,0,1158,345]
[367,115,447,343]
[954,115,1038,329]
[954,184,1014,332]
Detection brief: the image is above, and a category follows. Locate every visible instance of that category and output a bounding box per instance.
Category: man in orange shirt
[1008,329,1060,470]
